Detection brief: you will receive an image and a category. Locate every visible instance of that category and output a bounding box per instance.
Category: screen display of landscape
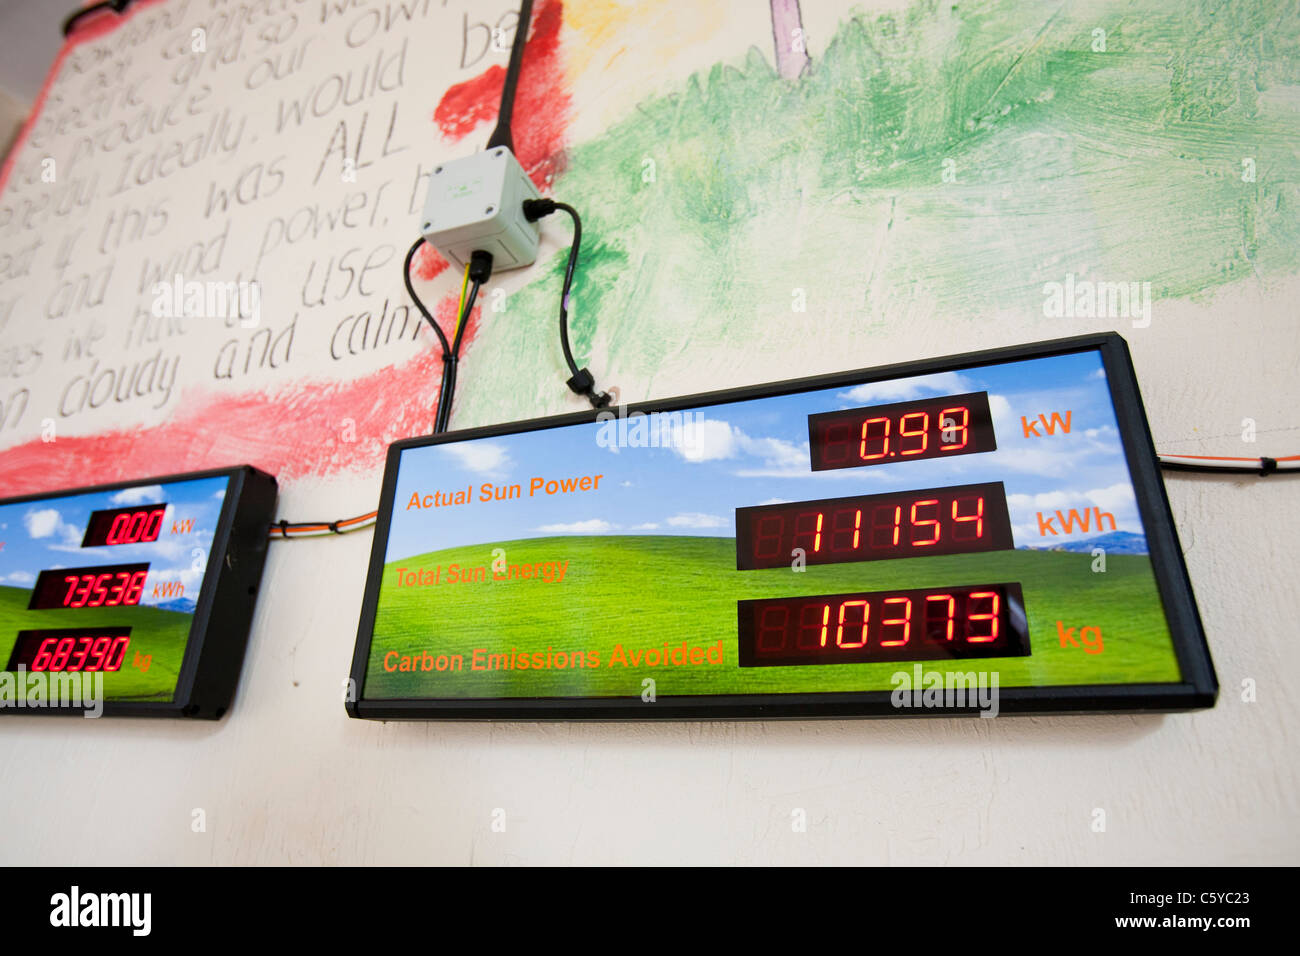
[0,474,231,702]
[361,348,1180,702]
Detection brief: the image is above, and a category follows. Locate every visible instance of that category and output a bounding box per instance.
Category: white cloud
[666,512,725,529]
[537,519,617,533]
[838,372,975,405]
[987,446,1075,477]
[737,434,806,470]
[24,509,62,538]
[630,522,659,530]
[3,571,35,586]
[734,463,887,480]
[987,393,1013,428]
[1006,490,1074,510]
[1007,483,1134,513]
[673,420,818,478]
[111,485,165,505]
[24,508,81,545]
[1087,482,1137,513]
[671,419,739,462]
[758,498,790,506]
[441,442,512,477]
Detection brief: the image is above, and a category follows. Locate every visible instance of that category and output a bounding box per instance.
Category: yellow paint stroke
[562,0,728,118]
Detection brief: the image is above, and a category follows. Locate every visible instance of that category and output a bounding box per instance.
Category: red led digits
[880,597,912,646]
[909,499,941,547]
[966,591,1000,643]
[738,584,1028,666]
[122,570,147,605]
[870,504,902,548]
[736,483,1013,570]
[925,594,956,642]
[898,412,928,456]
[829,508,862,551]
[58,570,146,608]
[952,495,984,540]
[836,600,869,648]
[809,392,996,471]
[28,564,151,610]
[104,507,165,545]
[810,604,830,648]
[859,417,890,460]
[791,510,823,554]
[81,504,168,548]
[9,629,132,673]
[939,406,969,450]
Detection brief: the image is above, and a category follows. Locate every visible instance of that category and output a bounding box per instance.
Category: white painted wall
[7,295,1298,866]
[0,0,1296,865]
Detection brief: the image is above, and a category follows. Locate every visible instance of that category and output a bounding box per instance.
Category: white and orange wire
[1157,452,1300,473]
[268,511,379,539]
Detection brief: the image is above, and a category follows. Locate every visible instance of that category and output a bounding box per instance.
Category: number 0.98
[857,407,970,461]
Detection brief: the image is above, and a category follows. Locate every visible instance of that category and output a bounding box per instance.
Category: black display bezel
[348,332,1217,719]
[0,465,277,719]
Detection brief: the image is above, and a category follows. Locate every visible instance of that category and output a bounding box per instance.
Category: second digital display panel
[734,482,1014,570]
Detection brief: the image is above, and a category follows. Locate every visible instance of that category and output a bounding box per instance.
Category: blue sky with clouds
[386,349,1144,561]
[0,475,229,606]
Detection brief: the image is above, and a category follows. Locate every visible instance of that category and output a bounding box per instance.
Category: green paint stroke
[463,0,1299,420]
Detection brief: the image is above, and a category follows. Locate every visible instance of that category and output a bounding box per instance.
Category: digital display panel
[28,564,150,610]
[734,482,1013,570]
[7,629,133,673]
[350,335,1215,719]
[0,467,278,718]
[808,391,996,471]
[81,505,167,547]
[737,583,1028,667]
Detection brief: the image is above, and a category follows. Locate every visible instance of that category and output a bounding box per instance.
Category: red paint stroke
[434,65,506,139]
[0,294,484,497]
[0,0,173,194]
[433,0,572,187]
[415,242,449,281]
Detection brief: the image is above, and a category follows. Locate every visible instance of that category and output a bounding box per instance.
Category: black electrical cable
[403,237,451,358]
[553,202,583,378]
[403,236,471,433]
[522,198,610,408]
[435,278,482,433]
[486,0,534,154]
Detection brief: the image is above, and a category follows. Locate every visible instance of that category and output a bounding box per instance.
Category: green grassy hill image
[365,535,1181,700]
[0,585,192,701]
